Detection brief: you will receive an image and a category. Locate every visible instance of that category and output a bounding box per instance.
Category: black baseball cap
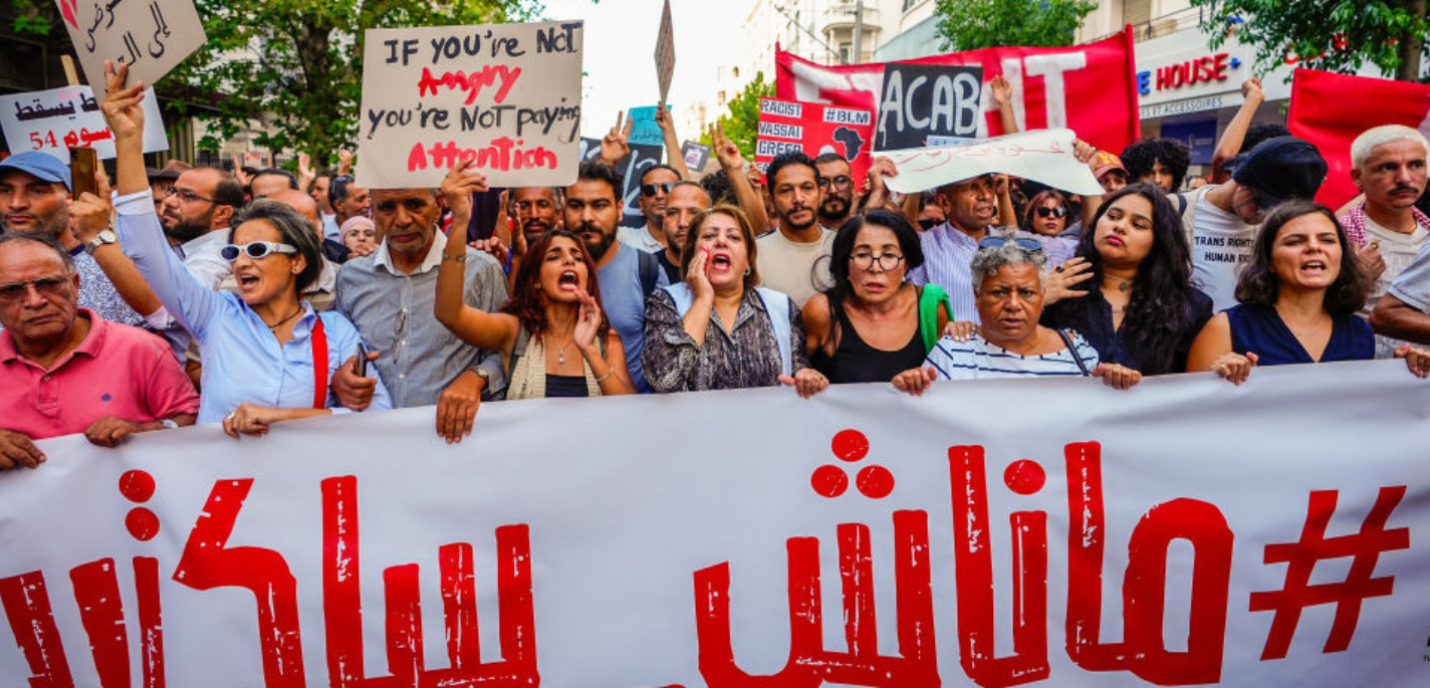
[1227,136,1327,208]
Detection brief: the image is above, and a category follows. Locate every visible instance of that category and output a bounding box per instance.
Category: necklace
[548,335,575,365]
[265,306,303,330]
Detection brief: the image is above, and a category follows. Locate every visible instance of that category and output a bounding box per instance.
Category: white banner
[882,128,1104,196]
[355,21,584,190]
[0,86,168,161]
[2,362,1429,687]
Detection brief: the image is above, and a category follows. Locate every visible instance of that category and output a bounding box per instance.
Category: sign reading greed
[2,362,1429,686]
[355,21,584,190]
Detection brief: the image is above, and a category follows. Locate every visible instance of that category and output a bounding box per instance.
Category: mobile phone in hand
[354,343,368,377]
[70,148,98,200]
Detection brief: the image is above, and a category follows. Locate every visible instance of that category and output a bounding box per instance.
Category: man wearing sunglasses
[617,164,681,254]
[1182,136,1327,311]
[0,234,198,470]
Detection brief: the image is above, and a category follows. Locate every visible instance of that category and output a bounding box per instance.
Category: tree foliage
[699,70,775,161]
[933,0,1097,52]
[1191,0,1429,82]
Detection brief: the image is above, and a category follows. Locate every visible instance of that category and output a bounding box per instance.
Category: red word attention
[408,139,558,174]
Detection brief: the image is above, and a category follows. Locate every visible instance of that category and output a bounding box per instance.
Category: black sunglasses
[1035,206,1067,219]
[641,182,675,197]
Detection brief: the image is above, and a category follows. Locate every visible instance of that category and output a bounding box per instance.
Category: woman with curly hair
[435,162,633,399]
[1041,183,1213,375]
[1189,200,1430,383]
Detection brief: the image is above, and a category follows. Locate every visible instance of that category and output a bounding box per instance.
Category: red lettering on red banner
[172,479,306,687]
[1249,486,1409,660]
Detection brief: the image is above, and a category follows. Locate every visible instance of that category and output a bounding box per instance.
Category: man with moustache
[756,151,836,308]
[618,164,680,252]
[656,181,712,282]
[332,183,507,443]
[565,161,667,393]
[906,174,1006,324]
[158,166,245,289]
[814,153,855,230]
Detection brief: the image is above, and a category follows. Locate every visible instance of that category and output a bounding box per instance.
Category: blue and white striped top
[924,332,1100,380]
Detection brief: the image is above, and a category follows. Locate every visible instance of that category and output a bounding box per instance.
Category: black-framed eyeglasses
[220,241,299,261]
[641,182,675,197]
[171,187,217,204]
[1035,206,1067,219]
[0,275,69,303]
[978,236,1044,253]
[850,252,905,271]
[818,175,853,191]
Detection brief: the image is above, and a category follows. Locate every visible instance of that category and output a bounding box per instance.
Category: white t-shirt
[1362,213,1429,358]
[617,224,665,253]
[755,228,836,308]
[1187,187,1256,312]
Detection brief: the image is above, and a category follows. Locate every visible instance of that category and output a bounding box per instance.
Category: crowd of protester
[4,62,1430,468]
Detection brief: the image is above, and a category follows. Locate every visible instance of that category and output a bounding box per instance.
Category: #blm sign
[653,0,676,105]
[356,21,584,190]
[54,0,206,96]
[755,97,874,187]
[876,63,984,150]
[0,86,168,161]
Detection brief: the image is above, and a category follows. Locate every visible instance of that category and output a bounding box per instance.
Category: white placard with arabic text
[882,127,1104,196]
[0,86,168,161]
[53,0,206,96]
[2,362,1429,686]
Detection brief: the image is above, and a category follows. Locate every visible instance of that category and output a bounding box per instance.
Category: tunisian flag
[1288,68,1430,209]
[775,27,1140,156]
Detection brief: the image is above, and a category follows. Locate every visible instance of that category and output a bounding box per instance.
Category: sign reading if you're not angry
[355,21,584,190]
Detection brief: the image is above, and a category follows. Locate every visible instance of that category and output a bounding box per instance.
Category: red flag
[775,27,1140,156]
[1287,68,1430,209]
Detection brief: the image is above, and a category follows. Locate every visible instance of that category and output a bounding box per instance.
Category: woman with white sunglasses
[101,62,389,436]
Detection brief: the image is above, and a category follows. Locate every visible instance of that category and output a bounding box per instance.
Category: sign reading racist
[755,97,875,186]
[355,21,584,189]
[876,63,984,150]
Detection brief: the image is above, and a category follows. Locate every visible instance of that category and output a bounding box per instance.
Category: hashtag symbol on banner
[1249,486,1409,661]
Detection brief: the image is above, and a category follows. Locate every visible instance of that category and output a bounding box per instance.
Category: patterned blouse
[642,288,810,393]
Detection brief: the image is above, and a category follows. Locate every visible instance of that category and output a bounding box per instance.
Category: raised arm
[102,61,222,337]
[656,107,692,180]
[1209,78,1264,184]
[434,160,521,355]
[713,123,771,235]
[991,75,1019,135]
[68,170,164,317]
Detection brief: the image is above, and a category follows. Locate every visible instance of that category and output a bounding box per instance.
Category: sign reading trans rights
[355,21,584,189]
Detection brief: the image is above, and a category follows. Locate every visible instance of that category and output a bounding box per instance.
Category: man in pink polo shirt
[0,234,198,469]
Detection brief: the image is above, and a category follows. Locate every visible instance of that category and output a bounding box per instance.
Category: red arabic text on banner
[755,97,876,187]
[775,27,1141,157]
[1287,68,1430,210]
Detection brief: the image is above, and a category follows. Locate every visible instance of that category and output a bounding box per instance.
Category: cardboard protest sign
[876,63,983,150]
[6,362,1430,686]
[681,140,711,173]
[54,0,206,96]
[0,85,167,161]
[880,128,1103,196]
[580,136,663,227]
[777,28,1141,157]
[653,0,676,105]
[355,21,584,190]
[627,105,669,147]
[755,97,874,186]
[240,151,273,169]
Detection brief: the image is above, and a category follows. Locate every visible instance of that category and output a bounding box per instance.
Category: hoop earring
[744,267,752,277]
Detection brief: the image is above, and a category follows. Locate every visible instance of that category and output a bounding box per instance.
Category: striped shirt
[906,222,1013,324]
[924,331,1099,380]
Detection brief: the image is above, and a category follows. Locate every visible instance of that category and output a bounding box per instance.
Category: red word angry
[418,66,522,105]
[408,139,558,173]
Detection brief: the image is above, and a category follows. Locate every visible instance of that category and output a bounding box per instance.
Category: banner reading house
[876,63,984,150]
[3,362,1429,687]
[53,0,206,96]
[755,97,875,186]
[355,21,584,190]
[0,85,168,161]
[777,27,1140,156]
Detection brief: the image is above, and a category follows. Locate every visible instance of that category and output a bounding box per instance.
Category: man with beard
[618,164,680,252]
[158,166,245,289]
[814,153,855,230]
[906,174,1007,324]
[756,151,836,308]
[332,184,507,443]
[0,152,155,330]
[656,181,712,282]
[565,160,667,393]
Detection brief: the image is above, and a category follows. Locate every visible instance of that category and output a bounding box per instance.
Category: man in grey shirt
[332,185,507,443]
